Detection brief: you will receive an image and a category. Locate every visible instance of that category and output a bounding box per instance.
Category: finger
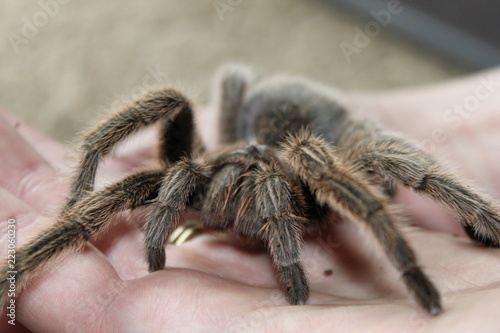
[1,112,75,174]
[0,189,59,268]
[0,319,31,332]
[116,270,287,331]
[0,184,122,331]
[15,246,121,332]
[16,256,260,332]
[0,189,63,330]
[0,118,67,215]
[1,113,162,188]
[223,285,500,332]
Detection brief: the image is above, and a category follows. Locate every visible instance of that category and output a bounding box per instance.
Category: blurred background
[0,0,497,143]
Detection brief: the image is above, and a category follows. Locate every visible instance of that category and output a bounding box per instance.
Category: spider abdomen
[239,79,348,146]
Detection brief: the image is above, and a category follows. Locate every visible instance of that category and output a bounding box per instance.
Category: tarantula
[2,65,500,316]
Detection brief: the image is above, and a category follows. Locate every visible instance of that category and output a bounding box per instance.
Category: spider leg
[229,158,308,305]
[202,144,309,304]
[68,88,197,209]
[251,165,309,305]
[201,163,244,231]
[145,159,211,272]
[281,130,442,315]
[215,64,252,145]
[0,170,164,308]
[340,121,500,247]
[158,95,204,165]
[200,143,273,234]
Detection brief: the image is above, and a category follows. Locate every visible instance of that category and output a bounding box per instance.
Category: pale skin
[1,68,499,332]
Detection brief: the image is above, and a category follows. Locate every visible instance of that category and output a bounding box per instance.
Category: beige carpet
[0,0,466,143]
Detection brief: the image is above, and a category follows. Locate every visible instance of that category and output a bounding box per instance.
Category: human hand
[1,68,500,332]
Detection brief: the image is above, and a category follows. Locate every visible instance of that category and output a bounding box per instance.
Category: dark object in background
[326,0,500,69]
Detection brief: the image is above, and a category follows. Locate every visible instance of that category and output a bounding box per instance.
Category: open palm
[1,68,500,332]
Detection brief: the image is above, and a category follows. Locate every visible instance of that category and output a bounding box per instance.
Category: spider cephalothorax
[2,65,500,316]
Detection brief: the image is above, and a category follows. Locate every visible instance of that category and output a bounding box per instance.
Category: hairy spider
[2,65,500,316]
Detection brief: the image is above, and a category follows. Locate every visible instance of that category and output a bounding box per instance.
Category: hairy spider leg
[0,170,164,308]
[281,130,442,316]
[251,165,309,305]
[68,88,198,209]
[145,159,211,272]
[215,64,253,145]
[201,144,309,304]
[338,120,500,248]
